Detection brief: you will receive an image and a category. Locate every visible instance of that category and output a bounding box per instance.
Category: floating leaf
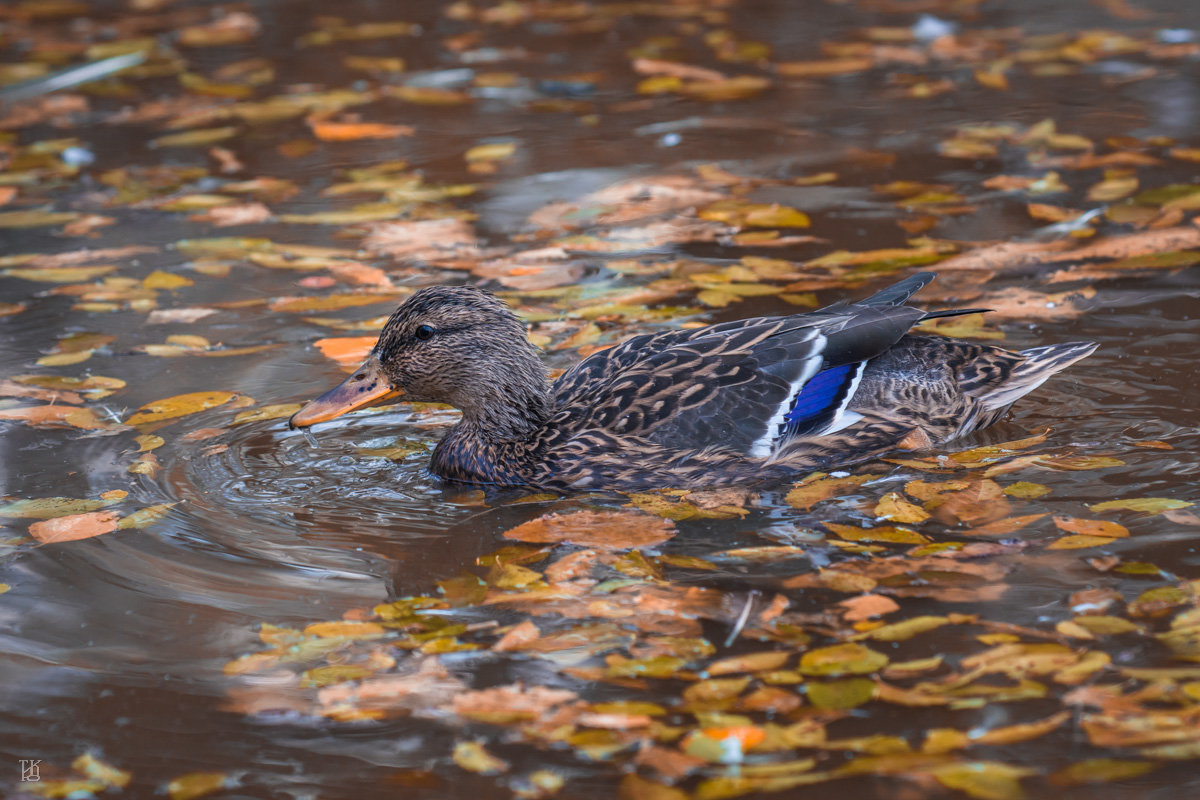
[310,121,415,141]
[707,651,790,676]
[1053,516,1129,538]
[452,741,509,775]
[465,142,517,162]
[1003,481,1049,499]
[933,761,1035,800]
[233,403,302,425]
[118,504,175,530]
[1090,498,1192,514]
[1049,759,1157,786]
[0,497,116,519]
[313,336,376,366]
[874,492,930,523]
[786,473,881,510]
[0,208,81,228]
[1049,534,1116,549]
[126,391,237,425]
[28,511,121,543]
[858,616,952,642]
[806,678,876,710]
[824,522,929,545]
[504,510,675,550]
[151,127,239,148]
[799,643,888,676]
[71,753,131,789]
[167,771,228,800]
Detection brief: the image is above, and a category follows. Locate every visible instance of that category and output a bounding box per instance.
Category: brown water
[2,0,1200,798]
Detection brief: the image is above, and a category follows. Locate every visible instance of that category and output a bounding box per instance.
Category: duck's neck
[433,384,552,486]
[457,382,552,443]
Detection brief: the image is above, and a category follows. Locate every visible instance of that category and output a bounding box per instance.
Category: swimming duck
[289,273,1095,491]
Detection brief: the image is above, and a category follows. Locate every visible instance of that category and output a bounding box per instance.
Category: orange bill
[288,355,403,428]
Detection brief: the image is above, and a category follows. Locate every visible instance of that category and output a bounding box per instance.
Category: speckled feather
[353,276,1095,491]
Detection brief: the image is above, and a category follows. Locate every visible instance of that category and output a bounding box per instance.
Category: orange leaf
[313,336,376,366]
[29,511,121,543]
[309,121,415,141]
[700,726,766,750]
[0,405,115,430]
[839,594,900,621]
[1053,516,1130,538]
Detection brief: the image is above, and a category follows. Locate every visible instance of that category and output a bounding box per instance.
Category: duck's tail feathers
[920,307,992,321]
[979,341,1098,410]
[858,272,990,319]
[859,271,936,307]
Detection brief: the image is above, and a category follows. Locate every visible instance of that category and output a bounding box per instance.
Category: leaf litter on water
[3,2,1200,798]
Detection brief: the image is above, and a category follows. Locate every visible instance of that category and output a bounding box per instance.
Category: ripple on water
[165,409,475,547]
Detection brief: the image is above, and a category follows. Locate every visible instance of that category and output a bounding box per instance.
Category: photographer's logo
[19,760,41,782]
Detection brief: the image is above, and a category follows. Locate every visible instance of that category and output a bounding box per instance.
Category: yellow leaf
[118,504,176,530]
[465,142,516,162]
[143,270,194,289]
[933,761,1035,800]
[857,615,951,642]
[1049,759,1157,786]
[799,643,888,676]
[1003,481,1048,499]
[452,741,509,774]
[167,771,227,800]
[126,391,236,425]
[707,651,790,676]
[824,522,929,544]
[71,753,131,789]
[299,664,375,687]
[151,127,239,148]
[6,265,116,282]
[135,434,165,452]
[874,492,930,523]
[1090,498,1192,514]
[302,621,385,639]
[233,403,303,425]
[805,677,876,710]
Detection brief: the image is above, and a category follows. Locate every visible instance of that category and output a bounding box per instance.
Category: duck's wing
[551,316,772,410]
[553,273,954,457]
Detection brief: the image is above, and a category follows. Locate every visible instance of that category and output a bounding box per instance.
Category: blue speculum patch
[785,363,855,425]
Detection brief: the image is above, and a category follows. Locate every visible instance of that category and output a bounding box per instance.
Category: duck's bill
[288,356,403,428]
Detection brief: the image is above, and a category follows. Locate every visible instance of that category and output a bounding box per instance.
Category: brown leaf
[633,58,726,82]
[190,202,272,227]
[452,684,578,723]
[493,620,540,652]
[504,510,675,550]
[936,224,1200,273]
[362,218,482,261]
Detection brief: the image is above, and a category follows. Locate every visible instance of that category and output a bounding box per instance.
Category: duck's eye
[415,324,435,341]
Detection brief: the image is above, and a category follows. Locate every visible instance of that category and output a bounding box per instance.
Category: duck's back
[526,273,1094,489]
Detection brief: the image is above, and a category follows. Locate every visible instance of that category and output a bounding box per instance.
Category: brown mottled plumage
[289,274,1096,491]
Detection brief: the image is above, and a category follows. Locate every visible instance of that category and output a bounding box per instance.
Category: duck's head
[289,285,549,436]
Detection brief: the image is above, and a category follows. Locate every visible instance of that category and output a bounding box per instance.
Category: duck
[288,273,1096,491]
